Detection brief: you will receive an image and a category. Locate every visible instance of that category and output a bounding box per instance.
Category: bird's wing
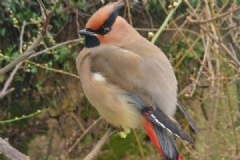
[90,46,144,93]
[91,43,178,116]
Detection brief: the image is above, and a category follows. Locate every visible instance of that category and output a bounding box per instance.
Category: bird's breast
[80,64,142,130]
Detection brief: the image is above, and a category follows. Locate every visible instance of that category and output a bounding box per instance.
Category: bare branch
[184,0,240,68]
[36,0,48,18]
[0,31,82,76]
[19,21,26,53]
[0,0,54,75]
[0,24,44,75]
[187,5,240,24]
[70,112,86,132]
[64,118,102,158]
[26,60,80,79]
[189,33,210,96]
[0,137,29,160]
[0,62,22,98]
[0,50,34,75]
[83,128,112,160]
[0,88,15,99]
[29,38,83,58]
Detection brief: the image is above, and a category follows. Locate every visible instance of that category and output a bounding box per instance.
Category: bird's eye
[103,26,111,34]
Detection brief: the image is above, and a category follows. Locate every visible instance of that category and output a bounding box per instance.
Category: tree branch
[0,50,35,75]
[0,0,53,75]
[0,137,29,160]
[187,5,240,24]
[0,62,22,98]
[29,38,83,58]
[64,118,102,158]
[83,128,112,160]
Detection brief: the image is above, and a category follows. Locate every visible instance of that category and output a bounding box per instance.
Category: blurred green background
[0,0,240,160]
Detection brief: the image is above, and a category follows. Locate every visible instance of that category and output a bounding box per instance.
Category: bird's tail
[144,118,182,160]
[130,93,193,159]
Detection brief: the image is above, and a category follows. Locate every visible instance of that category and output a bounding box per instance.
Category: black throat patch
[85,35,100,48]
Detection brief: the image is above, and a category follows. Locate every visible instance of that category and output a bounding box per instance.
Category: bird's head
[79,1,139,48]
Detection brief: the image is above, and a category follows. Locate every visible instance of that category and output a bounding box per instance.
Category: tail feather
[144,118,182,160]
[153,107,194,144]
[130,93,193,143]
[144,118,164,156]
[177,100,200,133]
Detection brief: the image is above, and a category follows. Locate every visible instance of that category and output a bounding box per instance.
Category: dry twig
[64,118,102,158]
[83,127,112,160]
[0,137,29,160]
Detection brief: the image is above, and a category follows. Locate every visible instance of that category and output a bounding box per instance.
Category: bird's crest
[86,1,124,31]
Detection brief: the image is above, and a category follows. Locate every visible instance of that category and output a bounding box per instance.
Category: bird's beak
[79,29,96,37]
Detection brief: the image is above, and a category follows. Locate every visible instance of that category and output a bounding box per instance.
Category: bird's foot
[108,125,131,138]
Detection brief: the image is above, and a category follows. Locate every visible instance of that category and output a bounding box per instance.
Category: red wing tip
[178,156,182,160]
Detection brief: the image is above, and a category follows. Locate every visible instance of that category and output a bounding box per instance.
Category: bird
[76,1,200,160]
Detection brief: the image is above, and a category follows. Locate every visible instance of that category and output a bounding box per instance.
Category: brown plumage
[76,2,199,160]
[77,47,142,130]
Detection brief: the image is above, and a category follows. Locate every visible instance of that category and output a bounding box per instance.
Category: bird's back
[122,37,178,117]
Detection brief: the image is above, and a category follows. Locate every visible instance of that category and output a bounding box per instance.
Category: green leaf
[0,28,6,36]
[31,66,38,73]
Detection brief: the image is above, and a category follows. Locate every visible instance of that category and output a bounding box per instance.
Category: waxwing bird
[76,1,200,160]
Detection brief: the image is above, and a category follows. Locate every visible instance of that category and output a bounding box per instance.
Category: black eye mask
[88,6,120,35]
[84,5,123,48]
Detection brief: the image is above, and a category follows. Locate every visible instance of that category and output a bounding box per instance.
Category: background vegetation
[0,0,240,160]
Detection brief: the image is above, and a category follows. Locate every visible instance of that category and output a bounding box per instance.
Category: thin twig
[184,0,240,67]
[125,0,133,25]
[64,118,102,158]
[188,5,240,24]
[0,88,15,99]
[19,21,26,53]
[151,0,182,44]
[133,130,146,160]
[83,127,112,160]
[26,60,80,79]
[189,35,209,96]
[224,78,239,155]
[70,112,86,132]
[36,0,48,19]
[0,108,49,124]
[0,62,22,98]
[29,38,83,58]
[135,27,200,36]
[174,35,202,70]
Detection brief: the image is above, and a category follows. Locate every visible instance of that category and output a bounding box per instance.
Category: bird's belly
[82,74,142,130]
[96,105,141,130]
